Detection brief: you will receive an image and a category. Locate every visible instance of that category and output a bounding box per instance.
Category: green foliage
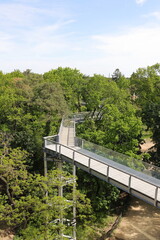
[83,74,109,111]
[77,170,119,214]
[76,73,144,221]
[0,133,92,239]
[77,78,142,154]
[0,71,68,169]
[1,64,159,238]
[44,67,85,111]
[131,63,160,165]
[77,216,115,240]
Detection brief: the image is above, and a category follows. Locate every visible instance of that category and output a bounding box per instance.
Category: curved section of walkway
[44,114,160,208]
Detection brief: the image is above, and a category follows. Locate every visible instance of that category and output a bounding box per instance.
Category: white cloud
[0,2,75,56]
[136,0,147,5]
[0,0,159,77]
[0,32,15,53]
[0,4,38,27]
[0,2,69,29]
[92,26,160,55]
[143,11,160,20]
[91,25,160,76]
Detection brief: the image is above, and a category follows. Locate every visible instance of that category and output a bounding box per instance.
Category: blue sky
[0,0,160,76]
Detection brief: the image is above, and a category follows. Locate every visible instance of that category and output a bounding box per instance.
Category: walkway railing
[58,114,160,180]
[44,113,160,207]
[75,137,160,180]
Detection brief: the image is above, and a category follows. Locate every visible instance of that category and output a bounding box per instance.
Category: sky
[0,0,160,77]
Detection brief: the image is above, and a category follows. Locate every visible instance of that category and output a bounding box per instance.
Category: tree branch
[0,175,15,207]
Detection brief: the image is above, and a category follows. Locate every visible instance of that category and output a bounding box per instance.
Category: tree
[76,75,143,220]
[130,63,160,165]
[78,76,142,154]
[83,74,109,113]
[0,134,92,239]
[112,68,122,81]
[77,170,119,218]
[0,72,68,169]
[112,69,130,89]
[44,67,85,111]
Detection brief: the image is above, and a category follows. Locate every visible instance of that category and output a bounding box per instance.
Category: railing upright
[58,117,64,144]
[44,113,160,207]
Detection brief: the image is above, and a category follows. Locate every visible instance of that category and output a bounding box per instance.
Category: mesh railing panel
[75,137,160,180]
[47,113,160,180]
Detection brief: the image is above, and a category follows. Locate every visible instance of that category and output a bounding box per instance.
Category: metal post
[154,186,158,207]
[56,143,58,153]
[57,159,63,239]
[106,166,110,182]
[67,126,70,146]
[88,158,91,173]
[128,175,132,194]
[44,152,48,198]
[73,151,75,161]
[44,152,47,177]
[73,118,76,146]
[73,164,76,240]
[81,139,84,149]
[58,160,63,198]
[59,145,62,159]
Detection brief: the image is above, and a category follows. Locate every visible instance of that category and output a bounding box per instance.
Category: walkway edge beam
[43,114,160,208]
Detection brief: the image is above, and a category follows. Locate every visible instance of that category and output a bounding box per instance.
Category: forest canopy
[0,64,160,239]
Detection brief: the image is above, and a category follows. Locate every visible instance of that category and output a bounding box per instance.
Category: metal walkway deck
[44,114,160,208]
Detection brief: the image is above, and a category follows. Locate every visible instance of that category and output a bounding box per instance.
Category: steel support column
[44,152,48,198]
[44,152,47,177]
[57,159,64,240]
[73,164,76,240]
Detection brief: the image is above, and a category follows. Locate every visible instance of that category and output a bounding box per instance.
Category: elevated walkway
[44,114,160,208]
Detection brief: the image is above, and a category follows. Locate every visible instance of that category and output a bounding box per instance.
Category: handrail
[44,113,160,207]
[75,137,160,181]
[58,118,64,143]
[44,137,160,190]
[56,113,160,181]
